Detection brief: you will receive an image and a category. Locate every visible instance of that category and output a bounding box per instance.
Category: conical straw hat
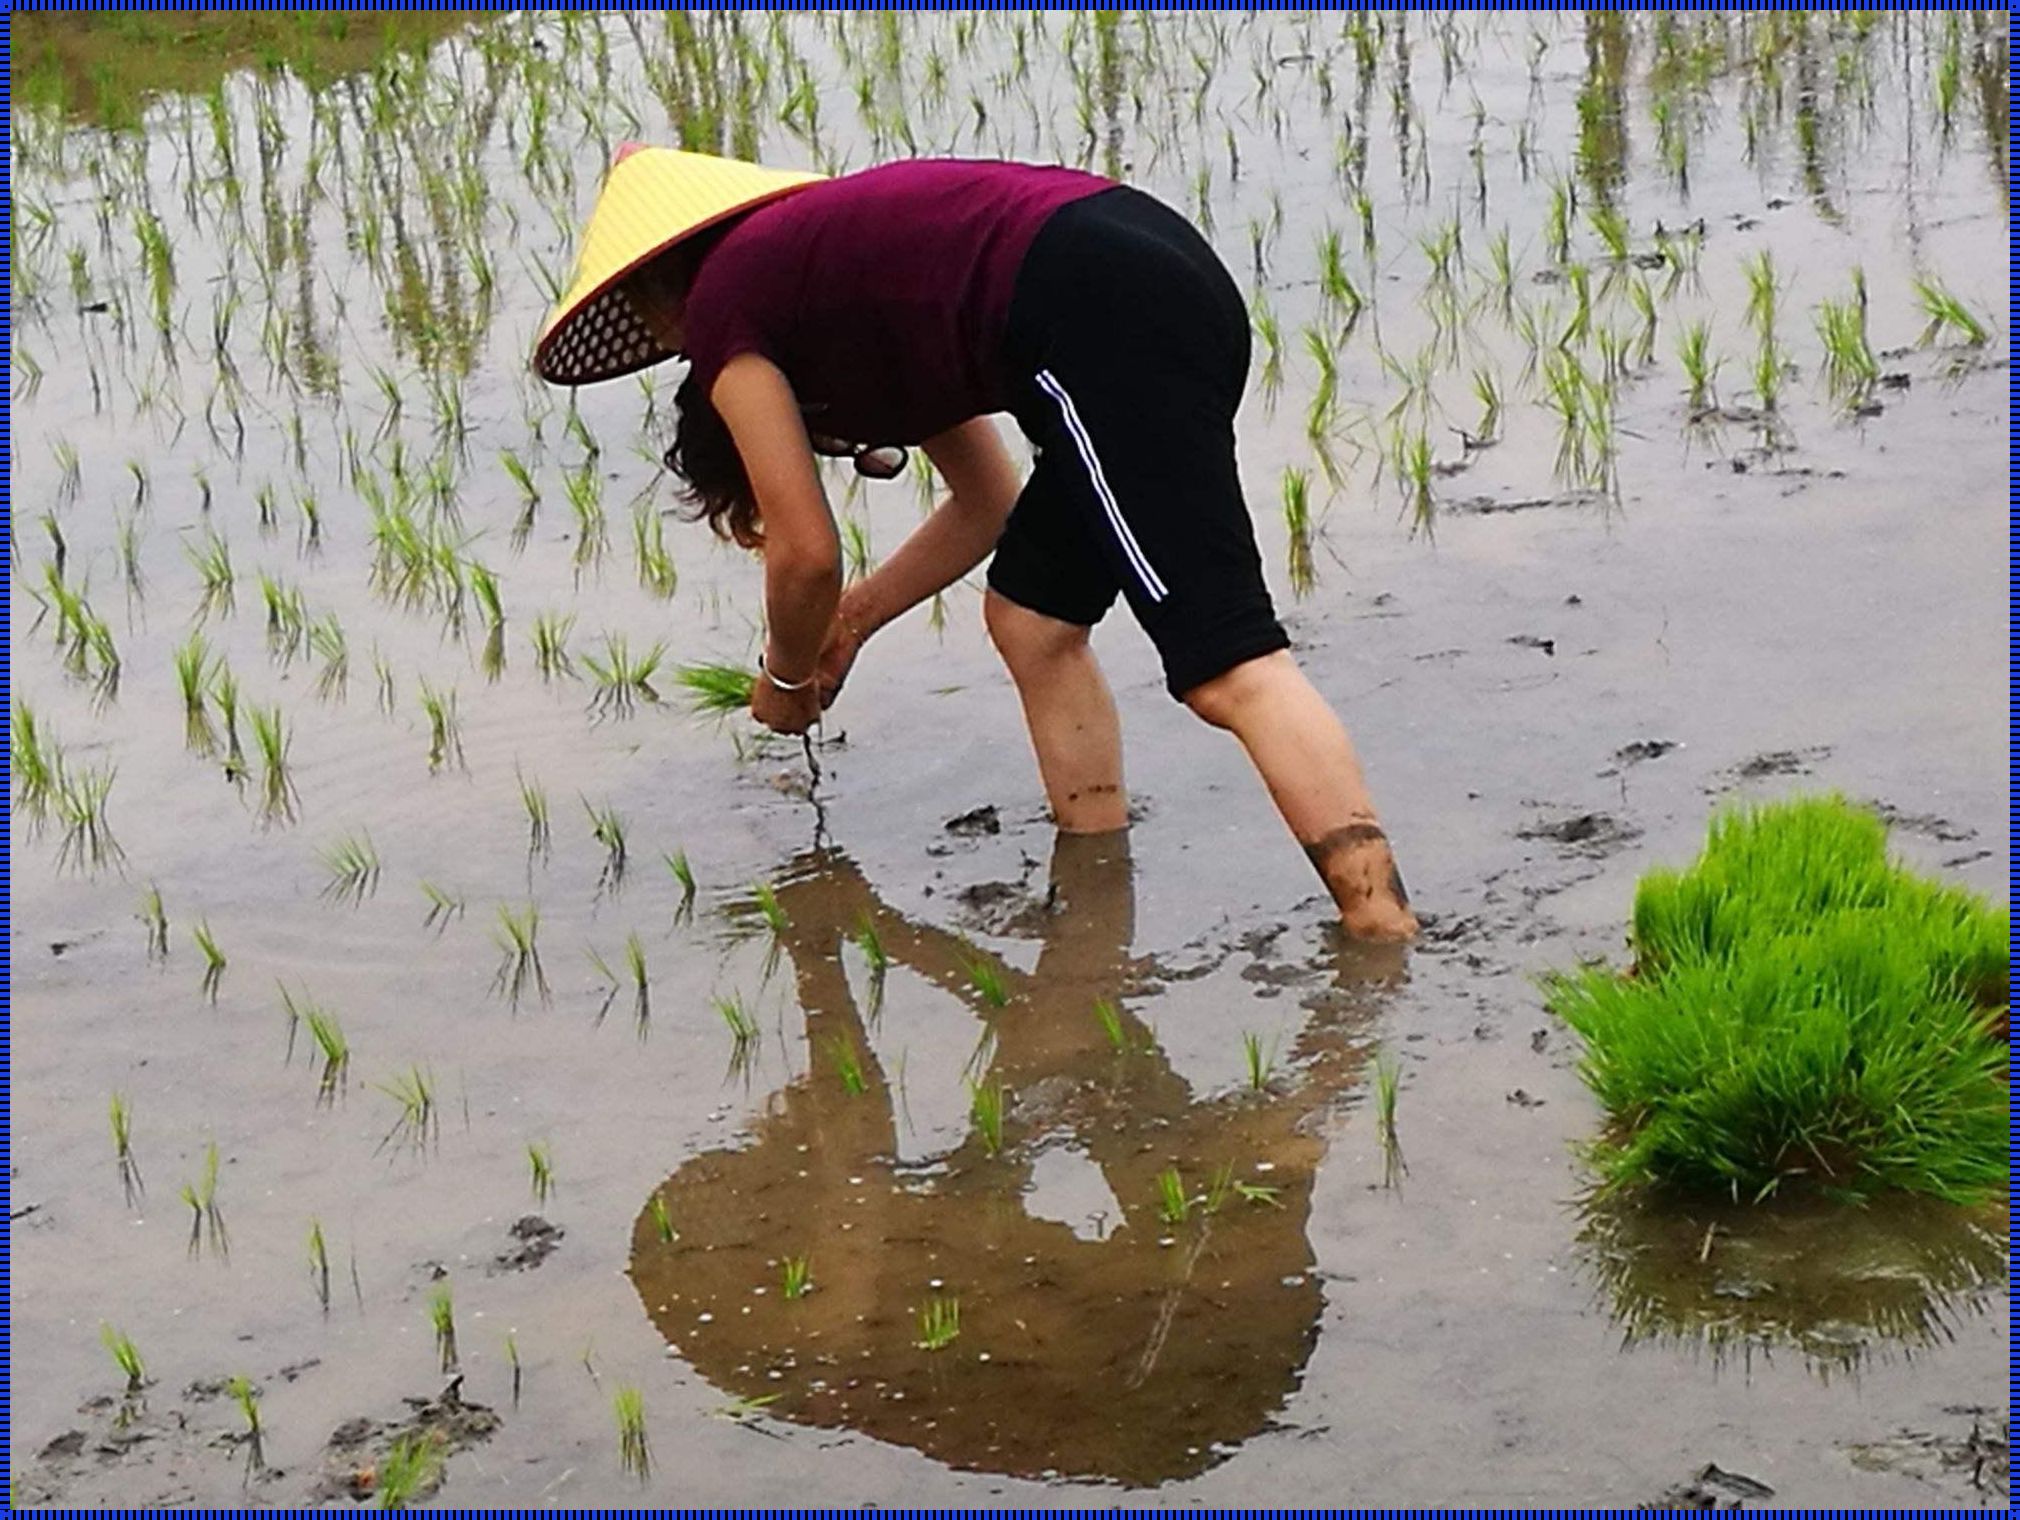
[533,144,824,386]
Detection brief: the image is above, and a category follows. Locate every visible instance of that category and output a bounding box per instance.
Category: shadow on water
[1577,1189,2009,1382]
[629,833,1410,1486]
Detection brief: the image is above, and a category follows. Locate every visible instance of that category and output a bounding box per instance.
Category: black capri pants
[989,185,1290,700]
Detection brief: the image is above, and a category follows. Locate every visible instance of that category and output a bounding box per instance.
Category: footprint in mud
[1639,1461,1776,1510]
[1846,1406,2010,1504]
[1710,746,1832,790]
[487,1215,564,1275]
[628,835,1408,1488]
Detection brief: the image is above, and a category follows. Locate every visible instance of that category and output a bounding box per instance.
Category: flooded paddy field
[7,10,2009,1507]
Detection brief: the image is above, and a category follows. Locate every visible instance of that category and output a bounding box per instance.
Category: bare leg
[984,590,1129,833]
[1184,650,1418,941]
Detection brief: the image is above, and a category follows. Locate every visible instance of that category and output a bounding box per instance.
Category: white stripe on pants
[1034,369,1170,604]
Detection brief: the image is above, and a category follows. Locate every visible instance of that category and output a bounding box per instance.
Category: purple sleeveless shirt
[679,159,1110,445]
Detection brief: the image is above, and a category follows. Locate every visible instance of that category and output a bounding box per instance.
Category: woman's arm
[816,417,1022,700]
[710,353,840,731]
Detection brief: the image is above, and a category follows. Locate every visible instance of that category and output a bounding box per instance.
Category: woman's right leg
[983,589,1129,834]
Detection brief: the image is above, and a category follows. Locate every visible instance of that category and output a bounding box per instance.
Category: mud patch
[488,1215,564,1275]
[944,804,1003,838]
[1447,489,1612,516]
[307,1377,503,1506]
[1714,747,1834,787]
[1869,801,1978,844]
[1845,1406,2009,1505]
[1516,810,1642,854]
[1639,1461,1776,1510]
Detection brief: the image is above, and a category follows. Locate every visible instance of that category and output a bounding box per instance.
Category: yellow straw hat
[533,143,825,387]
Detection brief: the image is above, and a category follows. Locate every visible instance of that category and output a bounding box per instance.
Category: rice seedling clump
[1546,795,2008,1204]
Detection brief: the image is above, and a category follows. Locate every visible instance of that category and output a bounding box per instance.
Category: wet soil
[8,10,2008,1509]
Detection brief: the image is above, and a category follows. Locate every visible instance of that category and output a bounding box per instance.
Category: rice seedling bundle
[1547,796,2008,1203]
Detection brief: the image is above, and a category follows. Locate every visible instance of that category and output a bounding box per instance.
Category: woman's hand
[751,671,823,735]
[814,611,866,710]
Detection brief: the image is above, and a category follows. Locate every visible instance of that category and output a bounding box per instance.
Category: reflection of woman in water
[628,837,1402,1486]
[534,147,1416,942]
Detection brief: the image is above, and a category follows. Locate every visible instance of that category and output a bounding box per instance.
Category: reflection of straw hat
[533,143,824,386]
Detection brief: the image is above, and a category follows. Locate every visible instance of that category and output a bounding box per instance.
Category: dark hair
[665,374,762,549]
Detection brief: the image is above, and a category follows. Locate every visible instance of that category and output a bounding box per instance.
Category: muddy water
[9,11,2008,1508]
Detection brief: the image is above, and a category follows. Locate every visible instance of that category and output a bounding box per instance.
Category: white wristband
[760,655,814,693]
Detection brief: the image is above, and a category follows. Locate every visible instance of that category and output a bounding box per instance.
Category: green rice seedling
[375,1430,444,1509]
[1913,275,1991,348]
[1751,337,1787,413]
[186,529,235,621]
[492,903,550,1008]
[101,1324,146,1392]
[228,1375,263,1464]
[564,462,607,572]
[373,651,397,716]
[1470,368,1503,444]
[1545,179,1572,263]
[297,491,323,552]
[319,833,380,906]
[840,514,875,581]
[110,1092,142,1204]
[1396,426,1435,536]
[967,1078,1005,1155]
[714,990,760,1066]
[1280,467,1315,598]
[1546,795,2007,1203]
[116,511,146,600]
[781,1254,814,1300]
[631,503,678,599]
[585,800,628,891]
[305,1007,350,1102]
[429,1284,458,1372]
[193,919,227,1003]
[530,613,575,680]
[1679,319,1722,410]
[528,1141,556,1206]
[1815,296,1879,406]
[1561,263,1594,348]
[1252,299,1285,408]
[42,513,68,583]
[505,1331,522,1403]
[915,1295,961,1351]
[1355,190,1377,256]
[10,700,61,825]
[258,575,309,665]
[469,562,506,681]
[248,705,298,825]
[1315,226,1364,323]
[139,884,169,961]
[1375,1052,1406,1188]
[377,1065,440,1155]
[54,761,123,873]
[583,636,667,719]
[1203,1160,1238,1215]
[1588,203,1630,264]
[665,850,698,913]
[1628,276,1659,367]
[1234,1179,1285,1208]
[828,1036,868,1095]
[421,882,465,934]
[308,1218,331,1312]
[1301,327,1339,442]
[675,661,754,718]
[418,682,465,774]
[1156,1167,1192,1226]
[518,772,552,862]
[1242,1031,1278,1092]
[625,932,651,1029]
[502,448,540,548]
[649,1194,677,1244]
[1484,226,1516,315]
[1093,998,1128,1053]
[614,1386,650,1479]
[1743,250,1780,339]
[961,946,1010,1008]
[751,882,789,935]
[180,1141,228,1257]
[308,615,348,702]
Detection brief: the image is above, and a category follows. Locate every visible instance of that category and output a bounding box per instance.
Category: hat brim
[533,152,824,388]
